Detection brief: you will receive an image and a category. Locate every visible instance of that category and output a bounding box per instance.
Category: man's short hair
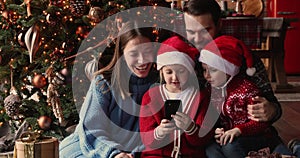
[184,0,221,26]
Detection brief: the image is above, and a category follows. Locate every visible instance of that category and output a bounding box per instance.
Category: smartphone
[164,100,182,120]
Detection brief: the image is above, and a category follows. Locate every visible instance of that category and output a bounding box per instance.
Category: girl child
[199,35,291,158]
[139,36,214,158]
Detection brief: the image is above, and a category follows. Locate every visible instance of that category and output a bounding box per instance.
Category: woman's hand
[219,128,241,145]
[114,152,133,158]
[247,96,277,122]
[214,128,224,144]
[156,119,176,138]
[172,112,192,131]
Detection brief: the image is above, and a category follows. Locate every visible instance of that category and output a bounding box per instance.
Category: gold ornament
[32,74,47,88]
[37,116,52,130]
[88,6,103,23]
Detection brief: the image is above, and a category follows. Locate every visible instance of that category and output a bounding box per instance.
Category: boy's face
[184,13,218,51]
[202,63,228,87]
[162,64,190,93]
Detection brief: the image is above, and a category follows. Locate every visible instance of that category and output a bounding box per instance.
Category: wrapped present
[14,132,58,158]
[246,147,296,158]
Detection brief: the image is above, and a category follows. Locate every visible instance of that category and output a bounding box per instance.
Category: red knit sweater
[215,76,270,136]
[139,86,214,158]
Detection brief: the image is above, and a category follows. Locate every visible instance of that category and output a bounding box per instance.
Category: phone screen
[164,100,182,120]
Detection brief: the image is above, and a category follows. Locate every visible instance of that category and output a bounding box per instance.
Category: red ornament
[32,74,47,88]
[38,116,52,130]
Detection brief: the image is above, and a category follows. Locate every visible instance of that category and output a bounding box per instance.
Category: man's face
[184,13,218,51]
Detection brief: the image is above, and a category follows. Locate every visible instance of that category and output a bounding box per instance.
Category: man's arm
[244,55,282,122]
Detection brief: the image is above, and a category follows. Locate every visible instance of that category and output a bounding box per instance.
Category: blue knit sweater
[59,71,158,158]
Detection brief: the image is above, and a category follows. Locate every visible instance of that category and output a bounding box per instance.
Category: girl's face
[123,36,154,78]
[202,63,228,87]
[162,64,190,93]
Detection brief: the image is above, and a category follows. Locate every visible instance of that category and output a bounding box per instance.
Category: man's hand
[247,96,276,122]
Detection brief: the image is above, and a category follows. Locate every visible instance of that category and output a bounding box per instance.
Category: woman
[59,22,158,158]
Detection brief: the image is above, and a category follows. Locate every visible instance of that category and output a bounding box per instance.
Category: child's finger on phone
[161,119,169,123]
[175,112,184,116]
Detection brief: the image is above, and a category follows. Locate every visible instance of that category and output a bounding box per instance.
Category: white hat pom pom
[246,67,256,76]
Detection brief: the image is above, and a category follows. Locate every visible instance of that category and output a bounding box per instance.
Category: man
[183,0,281,123]
[182,0,292,157]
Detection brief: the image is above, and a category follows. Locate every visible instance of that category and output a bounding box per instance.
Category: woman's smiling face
[123,35,155,78]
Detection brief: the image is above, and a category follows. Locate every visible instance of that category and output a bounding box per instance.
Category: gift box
[15,137,58,158]
[246,147,296,158]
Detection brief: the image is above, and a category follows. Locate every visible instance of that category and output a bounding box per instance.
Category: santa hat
[157,36,199,73]
[199,35,256,76]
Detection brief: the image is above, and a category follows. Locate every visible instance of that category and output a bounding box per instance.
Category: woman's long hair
[95,21,156,98]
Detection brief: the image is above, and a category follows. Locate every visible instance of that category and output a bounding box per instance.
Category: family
[59,0,296,157]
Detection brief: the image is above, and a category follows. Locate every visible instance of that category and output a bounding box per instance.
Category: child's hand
[114,152,133,158]
[214,128,224,144]
[219,128,241,145]
[156,119,176,138]
[172,112,193,131]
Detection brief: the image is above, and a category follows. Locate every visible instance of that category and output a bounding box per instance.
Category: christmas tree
[0,0,181,152]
